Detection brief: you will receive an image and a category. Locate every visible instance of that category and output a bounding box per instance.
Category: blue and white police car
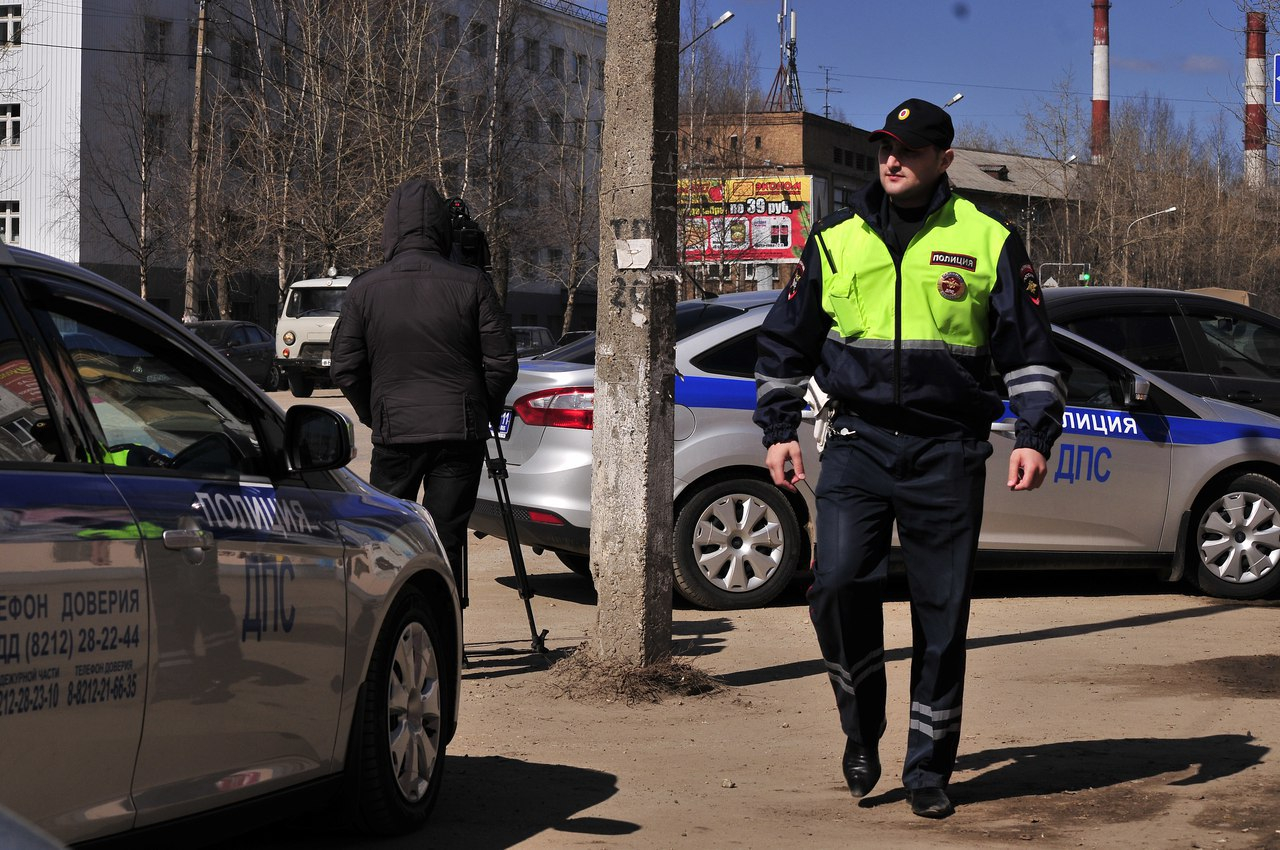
[472,290,1280,609]
[0,245,461,844]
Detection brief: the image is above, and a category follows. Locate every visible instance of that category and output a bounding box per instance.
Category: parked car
[0,245,461,844]
[511,325,557,358]
[1045,286,1280,417]
[186,319,280,391]
[472,290,1280,608]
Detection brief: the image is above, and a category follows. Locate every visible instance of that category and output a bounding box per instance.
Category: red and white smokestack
[1244,10,1268,189]
[1091,0,1111,164]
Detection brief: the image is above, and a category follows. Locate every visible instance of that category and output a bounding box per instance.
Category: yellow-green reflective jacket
[755,179,1067,457]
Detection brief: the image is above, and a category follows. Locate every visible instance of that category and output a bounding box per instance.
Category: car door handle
[162,528,214,550]
[1227,391,1261,404]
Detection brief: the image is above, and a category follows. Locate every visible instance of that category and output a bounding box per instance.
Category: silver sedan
[472,290,1280,609]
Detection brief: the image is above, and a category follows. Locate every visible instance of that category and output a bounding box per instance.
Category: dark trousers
[370,440,486,587]
[808,415,991,790]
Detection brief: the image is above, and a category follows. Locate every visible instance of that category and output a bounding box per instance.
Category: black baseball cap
[868,98,954,150]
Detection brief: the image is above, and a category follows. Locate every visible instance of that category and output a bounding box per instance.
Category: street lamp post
[1122,206,1177,286]
[680,10,734,53]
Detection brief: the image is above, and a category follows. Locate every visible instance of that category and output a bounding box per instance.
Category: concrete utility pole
[591,0,680,665]
[182,0,207,322]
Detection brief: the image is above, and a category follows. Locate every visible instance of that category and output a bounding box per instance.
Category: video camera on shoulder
[445,197,492,273]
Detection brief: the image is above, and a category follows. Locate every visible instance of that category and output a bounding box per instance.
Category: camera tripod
[459,425,548,655]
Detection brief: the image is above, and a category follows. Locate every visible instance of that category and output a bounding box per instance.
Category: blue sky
[580,1,1255,155]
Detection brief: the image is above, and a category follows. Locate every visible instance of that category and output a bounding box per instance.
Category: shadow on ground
[857,734,1268,810]
[206,756,630,850]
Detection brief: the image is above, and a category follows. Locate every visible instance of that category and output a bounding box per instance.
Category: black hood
[381,178,452,262]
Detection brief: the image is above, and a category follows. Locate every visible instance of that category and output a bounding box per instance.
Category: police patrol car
[472,290,1280,609]
[0,245,461,843]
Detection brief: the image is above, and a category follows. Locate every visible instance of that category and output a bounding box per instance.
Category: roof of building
[948,148,1081,202]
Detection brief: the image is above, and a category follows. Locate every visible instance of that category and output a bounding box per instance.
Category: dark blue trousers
[809,414,991,790]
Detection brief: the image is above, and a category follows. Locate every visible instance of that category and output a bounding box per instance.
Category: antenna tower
[765,0,805,111]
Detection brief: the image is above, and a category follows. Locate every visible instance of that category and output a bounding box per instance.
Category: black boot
[841,739,881,798]
[907,787,954,819]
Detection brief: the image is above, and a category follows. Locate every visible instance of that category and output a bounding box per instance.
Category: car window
[21,273,266,477]
[250,325,272,344]
[1063,313,1188,373]
[1190,310,1280,380]
[1061,347,1123,408]
[691,329,758,379]
[0,302,63,463]
[230,325,252,346]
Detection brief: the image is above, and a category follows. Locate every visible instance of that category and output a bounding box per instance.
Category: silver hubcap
[692,493,784,592]
[387,621,442,803]
[1198,490,1280,584]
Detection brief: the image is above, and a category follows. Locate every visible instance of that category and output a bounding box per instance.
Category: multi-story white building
[1,0,604,331]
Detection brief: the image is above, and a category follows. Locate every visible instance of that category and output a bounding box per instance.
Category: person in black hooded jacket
[331,177,517,584]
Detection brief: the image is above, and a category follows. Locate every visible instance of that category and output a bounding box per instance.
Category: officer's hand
[766,441,805,492]
[1007,447,1048,491]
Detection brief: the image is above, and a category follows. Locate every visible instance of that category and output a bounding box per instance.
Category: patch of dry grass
[542,642,725,705]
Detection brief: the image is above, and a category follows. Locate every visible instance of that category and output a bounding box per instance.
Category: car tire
[346,588,449,835]
[673,478,801,610]
[1188,472,1280,600]
[555,551,593,579]
[288,373,314,398]
[262,364,282,392]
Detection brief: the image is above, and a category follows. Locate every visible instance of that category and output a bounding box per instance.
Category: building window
[574,53,588,84]
[443,14,458,46]
[591,120,602,149]
[0,5,20,45]
[524,108,540,143]
[754,136,762,149]
[546,248,564,275]
[524,38,539,72]
[144,111,166,158]
[547,45,564,80]
[144,17,170,63]
[548,112,562,144]
[729,134,738,150]
[229,39,253,79]
[596,60,605,89]
[0,201,18,244]
[466,22,487,58]
[833,146,842,164]
[0,103,19,146]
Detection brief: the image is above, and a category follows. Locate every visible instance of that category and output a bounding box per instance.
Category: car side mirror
[1124,374,1150,406]
[284,405,355,472]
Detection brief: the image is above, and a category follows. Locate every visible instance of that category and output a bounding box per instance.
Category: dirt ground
[241,392,1280,849]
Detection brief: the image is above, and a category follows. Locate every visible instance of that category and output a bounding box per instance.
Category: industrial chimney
[1091,0,1111,164]
[1245,10,1268,189]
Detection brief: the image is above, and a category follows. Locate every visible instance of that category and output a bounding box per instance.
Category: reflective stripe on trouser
[808,415,990,790]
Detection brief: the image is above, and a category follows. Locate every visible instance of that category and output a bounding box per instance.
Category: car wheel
[555,551,593,578]
[347,588,449,835]
[673,478,801,610]
[288,373,314,398]
[262,363,282,392]
[1189,472,1280,600]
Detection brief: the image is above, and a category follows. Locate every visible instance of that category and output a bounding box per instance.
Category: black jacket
[330,179,517,445]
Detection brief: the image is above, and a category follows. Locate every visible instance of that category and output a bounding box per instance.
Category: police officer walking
[754,99,1068,818]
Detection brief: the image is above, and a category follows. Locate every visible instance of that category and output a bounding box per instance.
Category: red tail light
[513,387,594,430]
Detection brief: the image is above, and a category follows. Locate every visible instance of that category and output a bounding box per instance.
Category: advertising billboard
[678,176,813,266]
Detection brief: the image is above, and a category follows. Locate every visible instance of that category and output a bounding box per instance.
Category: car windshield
[532,300,758,365]
[286,287,345,318]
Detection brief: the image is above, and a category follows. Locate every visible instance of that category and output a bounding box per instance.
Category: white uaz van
[275,273,353,397]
